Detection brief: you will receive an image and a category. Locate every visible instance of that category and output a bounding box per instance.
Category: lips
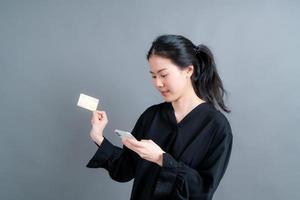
[160,90,169,96]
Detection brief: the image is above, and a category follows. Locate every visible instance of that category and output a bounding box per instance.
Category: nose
[154,77,164,88]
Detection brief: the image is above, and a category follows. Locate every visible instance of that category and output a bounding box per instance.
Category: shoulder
[140,102,166,116]
[203,104,232,138]
[134,102,165,125]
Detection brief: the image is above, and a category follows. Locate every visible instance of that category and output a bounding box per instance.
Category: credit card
[77,93,99,111]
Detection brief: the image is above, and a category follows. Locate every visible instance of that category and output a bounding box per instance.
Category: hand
[89,110,108,145]
[123,139,165,166]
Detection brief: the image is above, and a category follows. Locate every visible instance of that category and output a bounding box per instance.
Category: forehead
[148,55,179,73]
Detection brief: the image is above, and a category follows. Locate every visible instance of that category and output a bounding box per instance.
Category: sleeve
[85,109,148,183]
[153,121,233,200]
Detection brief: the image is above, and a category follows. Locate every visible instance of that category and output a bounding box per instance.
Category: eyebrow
[149,68,167,74]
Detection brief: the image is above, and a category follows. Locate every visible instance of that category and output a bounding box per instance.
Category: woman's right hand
[89,110,108,146]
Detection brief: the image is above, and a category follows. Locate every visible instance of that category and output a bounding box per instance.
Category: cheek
[168,75,186,91]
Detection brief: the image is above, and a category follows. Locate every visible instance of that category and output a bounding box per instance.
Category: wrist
[91,126,104,134]
[157,152,164,167]
[94,136,104,146]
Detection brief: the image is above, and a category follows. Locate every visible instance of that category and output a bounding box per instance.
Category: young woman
[86,35,233,200]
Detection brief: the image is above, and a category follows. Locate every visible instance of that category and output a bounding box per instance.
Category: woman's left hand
[123,139,165,166]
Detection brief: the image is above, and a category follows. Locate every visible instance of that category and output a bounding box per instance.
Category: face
[148,55,194,102]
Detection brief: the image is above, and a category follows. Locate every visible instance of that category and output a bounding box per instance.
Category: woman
[86,34,233,200]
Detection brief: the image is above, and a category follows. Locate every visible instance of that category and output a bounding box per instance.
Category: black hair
[147,34,230,113]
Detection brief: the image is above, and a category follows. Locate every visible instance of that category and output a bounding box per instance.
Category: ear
[185,65,194,78]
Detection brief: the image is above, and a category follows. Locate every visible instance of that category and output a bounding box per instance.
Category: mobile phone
[114,129,136,140]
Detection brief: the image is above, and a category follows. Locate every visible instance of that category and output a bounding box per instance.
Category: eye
[161,74,168,78]
[151,75,157,79]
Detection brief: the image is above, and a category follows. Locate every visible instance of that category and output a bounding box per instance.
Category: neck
[171,88,205,116]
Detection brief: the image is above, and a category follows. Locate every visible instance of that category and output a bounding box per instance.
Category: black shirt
[86,101,233,200]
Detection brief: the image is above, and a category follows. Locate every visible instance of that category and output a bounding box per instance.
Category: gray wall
[1,0,299,199]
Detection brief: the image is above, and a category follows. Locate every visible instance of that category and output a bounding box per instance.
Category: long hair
[147,34,230,113]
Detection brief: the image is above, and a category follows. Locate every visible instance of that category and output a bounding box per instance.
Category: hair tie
[194,46,201,54]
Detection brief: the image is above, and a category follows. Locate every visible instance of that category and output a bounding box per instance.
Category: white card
[114,129,136,140]
[77,93,99,111]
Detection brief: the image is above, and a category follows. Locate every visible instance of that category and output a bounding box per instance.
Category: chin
[164,94,182,103]
[162,95,176,102]
[162,96,171,102]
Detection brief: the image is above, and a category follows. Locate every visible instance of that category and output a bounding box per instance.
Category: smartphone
[114,129,136,140]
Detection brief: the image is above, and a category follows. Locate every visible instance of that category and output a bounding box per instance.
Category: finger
[94,113,105,121]
[96,110,107,116]
[149,140,155,144]
[122,138,131,148]
[141,139,154,143]
[123,138,139,148]
[93,111,101,118]
[92,111,97,118]
[101,111,107,120]
[123,140,143,155]
[127,139,144,148]
[122,138,131,146]
[122,139,135,151]
[91,112,99,122]
[123,138,143,149]
[96,111,107,121]
[96,110,104,113]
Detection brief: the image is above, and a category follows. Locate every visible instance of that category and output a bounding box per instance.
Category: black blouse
[86,102,233,200]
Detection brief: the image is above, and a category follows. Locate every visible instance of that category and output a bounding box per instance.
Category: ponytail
[193,45,230,113]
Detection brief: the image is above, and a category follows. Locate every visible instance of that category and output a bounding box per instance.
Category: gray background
[1,0,299,199]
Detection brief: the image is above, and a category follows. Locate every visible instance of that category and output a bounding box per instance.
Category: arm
[86,110,147,182]
[153,122,233,200]
[86,138,138,182]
